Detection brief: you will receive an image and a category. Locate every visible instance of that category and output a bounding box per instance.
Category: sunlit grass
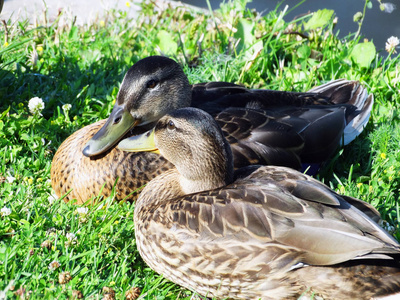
[0,0,400,298]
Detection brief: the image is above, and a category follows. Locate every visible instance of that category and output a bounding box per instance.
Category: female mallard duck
[51,121,173,203]
[51,56,373,204]
[118,107,400,300]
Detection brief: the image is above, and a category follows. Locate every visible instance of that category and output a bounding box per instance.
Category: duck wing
[192,80,373,171]
[191,81,331,117]
[216,105,356,171]
[191,79,370,112]
[216,108,304,169]
[149,166,398,267]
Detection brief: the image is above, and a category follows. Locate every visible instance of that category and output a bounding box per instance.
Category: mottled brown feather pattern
[133,109,400,300]
[50,119,173,203]
[136,165,400,300]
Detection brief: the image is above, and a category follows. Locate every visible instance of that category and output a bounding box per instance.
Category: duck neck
[178,171,229,195]
[136,155,234,216]
[176,155,234,195]
[136,115,235,211]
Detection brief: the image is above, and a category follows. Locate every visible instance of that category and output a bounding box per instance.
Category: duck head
[118,107,234,194]
[82,56,192,157]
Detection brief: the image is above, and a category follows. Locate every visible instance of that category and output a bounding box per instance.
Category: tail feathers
[308,79,374,146]
[307,79,353,102]
[295,260,400,299]
[343,93,374,145]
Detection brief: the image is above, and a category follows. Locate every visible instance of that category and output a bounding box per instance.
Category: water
[179,0,400,52]
[2,0,399,51]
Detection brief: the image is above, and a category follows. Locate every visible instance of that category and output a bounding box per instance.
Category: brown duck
[118,107,400,300]
[51,56,373,204]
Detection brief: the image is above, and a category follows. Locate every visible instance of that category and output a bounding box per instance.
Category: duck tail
[342,91,373,146]
[308,79,374,146]
[296,259,400,299]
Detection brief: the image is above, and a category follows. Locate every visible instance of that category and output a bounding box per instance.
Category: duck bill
[82,104,139,157]
[117,128,160,154]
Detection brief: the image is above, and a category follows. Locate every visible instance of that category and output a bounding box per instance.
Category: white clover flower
[77,206,89,223]
[48,260,61,271]
[1,206,11,216]
[65,232,77,247]
[28,97,45,116]
[66,232,77,241]
[380,2,396,13]
[62,103,72,113]
[6,176,15,183]
[385,36,399,53]
[76,207,88,215]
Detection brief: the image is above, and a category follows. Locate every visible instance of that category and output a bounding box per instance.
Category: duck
[117,107,400,300]
[51,56,373,204]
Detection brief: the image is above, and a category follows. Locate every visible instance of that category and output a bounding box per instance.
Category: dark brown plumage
[120,107,400,300]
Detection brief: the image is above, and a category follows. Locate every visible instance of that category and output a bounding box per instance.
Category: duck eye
[146,79,158,89]
[114,116,122,124]
[167,120,175,130]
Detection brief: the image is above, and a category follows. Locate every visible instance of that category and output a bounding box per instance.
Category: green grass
[0,0,400,298]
